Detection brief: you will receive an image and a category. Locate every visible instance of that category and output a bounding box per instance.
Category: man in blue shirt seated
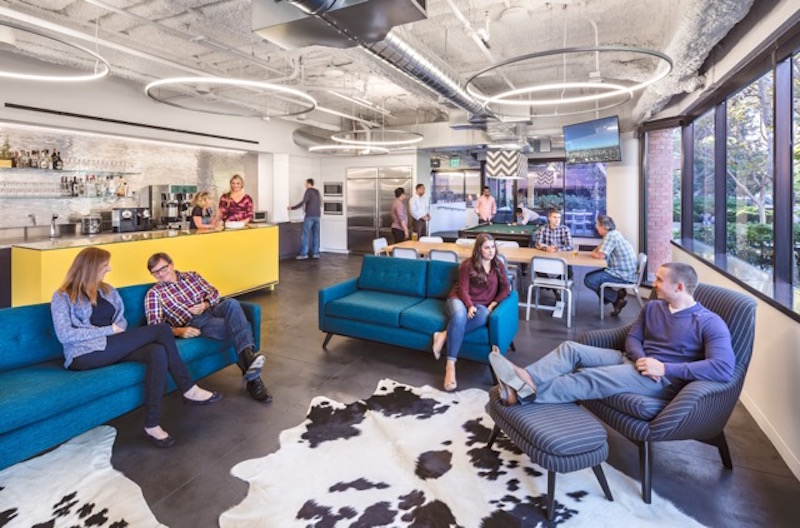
[490,262,735,405]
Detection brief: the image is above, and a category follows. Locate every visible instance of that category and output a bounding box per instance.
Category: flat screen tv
[563,115,621,164]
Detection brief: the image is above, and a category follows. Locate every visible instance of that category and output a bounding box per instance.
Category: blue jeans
[445,297,490,361]
[584,269,627,304]
[188,298,254,354]
[300,216,321,257]
[525,340,673,404]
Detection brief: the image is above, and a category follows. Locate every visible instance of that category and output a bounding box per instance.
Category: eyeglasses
[150,263,170,276]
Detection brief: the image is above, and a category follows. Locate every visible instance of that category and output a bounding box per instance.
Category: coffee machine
[112,207,152,232]
[140,184,197,228]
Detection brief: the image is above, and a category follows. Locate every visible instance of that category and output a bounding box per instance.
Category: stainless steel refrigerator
[347,166,412,253]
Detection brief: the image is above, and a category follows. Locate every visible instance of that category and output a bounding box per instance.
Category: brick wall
[645,128,681,281]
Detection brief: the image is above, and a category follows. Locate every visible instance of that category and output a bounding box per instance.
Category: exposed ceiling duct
[252,0,428,49]
[252,0,492,125]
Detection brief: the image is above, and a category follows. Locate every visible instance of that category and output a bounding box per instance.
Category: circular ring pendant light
[308,144,389,156]
[465,46,672,117]
[144,77,317,118]
[330,129,423,147]
[0,21,110,82]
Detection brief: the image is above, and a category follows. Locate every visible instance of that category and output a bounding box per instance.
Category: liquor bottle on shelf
[54,151,63,170]
[40,149,50,169]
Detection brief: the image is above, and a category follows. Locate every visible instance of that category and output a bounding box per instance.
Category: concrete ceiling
[0,0,757,149]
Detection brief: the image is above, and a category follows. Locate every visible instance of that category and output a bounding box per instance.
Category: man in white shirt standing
[409,183,431,238]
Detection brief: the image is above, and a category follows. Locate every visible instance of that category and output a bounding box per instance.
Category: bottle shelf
[0,194,114,200]
[0,168,139,176]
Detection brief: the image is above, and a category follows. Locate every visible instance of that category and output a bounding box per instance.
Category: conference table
[383,240,607,324]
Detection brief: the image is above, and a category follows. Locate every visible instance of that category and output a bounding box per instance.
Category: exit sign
[449,157,460,167]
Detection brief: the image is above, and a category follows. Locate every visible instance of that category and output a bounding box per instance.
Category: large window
[673,44,800,317]
[725,70,774,295]
[793,52,800,308]
[692,110,715,259]
[518,161,605,239]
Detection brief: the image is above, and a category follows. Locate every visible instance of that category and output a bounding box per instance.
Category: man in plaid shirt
[144,252,272,402]
[535,209,574,252]
[586,215,638,317]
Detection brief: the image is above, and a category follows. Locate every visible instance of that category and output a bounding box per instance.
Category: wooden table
[384,240,607,268]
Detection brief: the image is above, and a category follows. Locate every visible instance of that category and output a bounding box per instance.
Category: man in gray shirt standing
[288,178,322,259]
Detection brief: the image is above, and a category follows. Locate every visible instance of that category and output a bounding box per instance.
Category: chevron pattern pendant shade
[486,150,528,179]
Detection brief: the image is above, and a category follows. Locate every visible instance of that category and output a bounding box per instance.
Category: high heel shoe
[432,332,446,360]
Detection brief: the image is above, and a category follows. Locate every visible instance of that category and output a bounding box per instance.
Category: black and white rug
[0,426,164,528]
[221,379,704,527]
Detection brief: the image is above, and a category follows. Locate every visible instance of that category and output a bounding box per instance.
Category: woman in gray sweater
[51,247,220,448]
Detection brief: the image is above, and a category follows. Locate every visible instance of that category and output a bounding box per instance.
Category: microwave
[323,201,343,215]
[252,211,268,223]
[323,182,343,196]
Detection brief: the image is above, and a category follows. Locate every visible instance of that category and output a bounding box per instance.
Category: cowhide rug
[221,379,705,527]
[0,426,164,528]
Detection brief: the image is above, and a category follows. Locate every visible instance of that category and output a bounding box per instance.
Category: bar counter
[11,224,279,307]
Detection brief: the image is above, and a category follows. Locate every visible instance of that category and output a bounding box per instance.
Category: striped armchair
[579,284,757,503]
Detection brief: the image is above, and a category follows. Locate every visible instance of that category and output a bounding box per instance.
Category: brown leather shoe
[610,295,628,317]
[246,377,273,403]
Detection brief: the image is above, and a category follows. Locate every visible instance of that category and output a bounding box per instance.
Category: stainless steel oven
[323,200,343,215]
[323,182,344,196]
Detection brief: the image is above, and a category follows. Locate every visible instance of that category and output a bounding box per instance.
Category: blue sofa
[319,255,518,363]
[0,283,261,471]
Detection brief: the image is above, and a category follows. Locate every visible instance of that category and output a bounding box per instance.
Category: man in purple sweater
[489,262,734,405]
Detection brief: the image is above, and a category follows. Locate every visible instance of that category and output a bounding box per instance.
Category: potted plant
[0,137,12,168]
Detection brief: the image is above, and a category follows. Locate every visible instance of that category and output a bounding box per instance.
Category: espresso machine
[140,184,197,228]
[112,207,152,232]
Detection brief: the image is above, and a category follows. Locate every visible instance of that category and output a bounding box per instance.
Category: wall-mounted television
[563,115,621,164]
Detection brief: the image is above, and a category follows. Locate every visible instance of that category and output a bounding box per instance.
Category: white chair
[419,236,444,243]
[429,249,459,263]
[372,237,388,256]
[526,256,574,327]
[455,238,476,247]
[600,253,648,320]
[392,247,419,259]
[496,253,518,291]
[495,240,520,248]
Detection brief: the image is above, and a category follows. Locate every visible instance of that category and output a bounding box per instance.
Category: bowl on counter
[224,220,246,229]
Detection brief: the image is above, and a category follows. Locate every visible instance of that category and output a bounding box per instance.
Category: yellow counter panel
[11,225,278,307]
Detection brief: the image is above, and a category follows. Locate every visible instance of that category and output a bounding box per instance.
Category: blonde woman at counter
[215,174,253,226]
[50,247,221,449]
[190,192,220,231]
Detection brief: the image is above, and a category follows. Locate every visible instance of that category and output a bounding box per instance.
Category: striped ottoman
[486,386,613,520]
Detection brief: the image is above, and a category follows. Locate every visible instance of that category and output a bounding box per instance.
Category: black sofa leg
[509,341,516,352]
[592,465,614,501]
[488,365,498,385]
[322,333,333,349]
[487,425,500,448]
[546,470,556,521]
[639,441,652,504]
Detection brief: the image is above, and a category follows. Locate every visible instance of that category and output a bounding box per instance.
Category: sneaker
[296,255,308,260]
[312,254,320,259]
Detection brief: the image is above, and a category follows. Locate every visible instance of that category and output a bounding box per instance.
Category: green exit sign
[449,157,460,167]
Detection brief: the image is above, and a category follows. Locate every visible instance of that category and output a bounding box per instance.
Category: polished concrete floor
[107,254,800,527]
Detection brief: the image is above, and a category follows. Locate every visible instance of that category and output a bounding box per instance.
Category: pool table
[458,223,539,246]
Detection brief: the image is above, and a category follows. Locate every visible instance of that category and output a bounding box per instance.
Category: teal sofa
[0,283,261,471]
[319,255,518,363]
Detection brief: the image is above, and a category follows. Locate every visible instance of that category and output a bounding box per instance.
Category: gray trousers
[525,340,673,404]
